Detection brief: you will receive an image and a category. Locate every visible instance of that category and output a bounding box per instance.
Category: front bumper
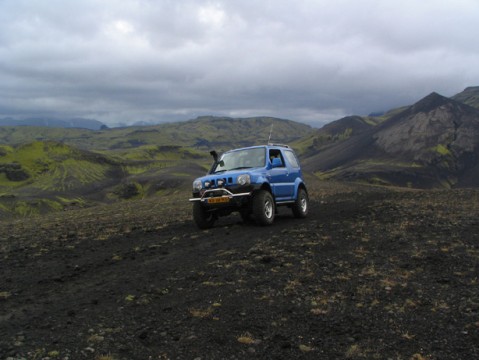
[189,188,251,204]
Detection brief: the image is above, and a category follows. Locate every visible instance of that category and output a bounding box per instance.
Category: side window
[268,149,285,167]
[284,150,300,168]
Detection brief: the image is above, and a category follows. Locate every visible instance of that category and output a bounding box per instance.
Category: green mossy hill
[452,86,479,110]
[0,126,94,148]
[0,117,312,151]
[0,140,207,218]
[0,141,118,189]
[180,116,311,150]
[0,141,119,215]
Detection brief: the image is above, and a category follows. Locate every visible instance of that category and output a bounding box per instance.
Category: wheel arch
[255,182,273,194]
[294,179,308,198]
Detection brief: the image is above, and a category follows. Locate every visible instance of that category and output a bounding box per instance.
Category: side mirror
[272,157,283,168]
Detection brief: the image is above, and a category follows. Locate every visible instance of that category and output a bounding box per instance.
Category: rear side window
[284,150,300,168]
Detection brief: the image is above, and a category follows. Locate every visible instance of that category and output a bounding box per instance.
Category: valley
[1,87,479,218]
[0,117,310,218]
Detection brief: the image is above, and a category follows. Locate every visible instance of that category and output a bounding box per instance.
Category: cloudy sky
[0,0,478,127]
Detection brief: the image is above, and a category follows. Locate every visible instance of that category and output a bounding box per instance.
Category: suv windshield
[213,147,266,173]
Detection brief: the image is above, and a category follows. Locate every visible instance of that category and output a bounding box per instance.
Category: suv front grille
[205,177,234,188]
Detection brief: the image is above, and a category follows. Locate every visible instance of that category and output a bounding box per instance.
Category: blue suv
[189,144,308,229]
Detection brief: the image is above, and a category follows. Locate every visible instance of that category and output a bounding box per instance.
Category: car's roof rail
[267,143,290,148]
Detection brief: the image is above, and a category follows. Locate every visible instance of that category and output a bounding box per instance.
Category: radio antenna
[267,121,274,145]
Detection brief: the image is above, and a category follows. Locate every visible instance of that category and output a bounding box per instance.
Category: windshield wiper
[227,166,253,171]
[214,166,252,173]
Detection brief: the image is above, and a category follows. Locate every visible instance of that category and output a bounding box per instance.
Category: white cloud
[198,4,226,27]
[112,20,135,35]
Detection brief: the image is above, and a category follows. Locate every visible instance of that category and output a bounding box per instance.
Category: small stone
[299,344,313,352]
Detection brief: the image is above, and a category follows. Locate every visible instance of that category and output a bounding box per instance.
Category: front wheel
[292,188,309,218]
[252,190,275,226]
[193,202,216,229]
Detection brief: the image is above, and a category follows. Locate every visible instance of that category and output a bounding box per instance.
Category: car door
[268,149,294,200]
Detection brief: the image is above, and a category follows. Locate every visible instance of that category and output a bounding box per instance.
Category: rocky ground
[0,181,478,359]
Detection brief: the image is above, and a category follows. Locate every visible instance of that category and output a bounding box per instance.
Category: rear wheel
[253,190,275,226]
[292,188,309,218]
[193,202,216,229]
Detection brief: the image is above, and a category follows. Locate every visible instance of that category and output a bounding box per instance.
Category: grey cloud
[0,0,478,127]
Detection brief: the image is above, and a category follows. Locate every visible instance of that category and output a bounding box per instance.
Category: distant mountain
[293,115,380,156]
[181,116,311,150]
[303,92,479,188]
[0,117,106,130]
[364,86,479,124]
[317,115,374,137]
[451,86,479,110]
[0,116,312,151]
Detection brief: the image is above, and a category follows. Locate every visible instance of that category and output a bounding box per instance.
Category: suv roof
[267,143,290,148]
[223,144,291,152]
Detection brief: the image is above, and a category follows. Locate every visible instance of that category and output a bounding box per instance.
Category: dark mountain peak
[380,92,475,130]
[320,115,372,136]
[375,90,479,154]
[324,115,366,127]
[410,92,451,113]
[304,87,479,188]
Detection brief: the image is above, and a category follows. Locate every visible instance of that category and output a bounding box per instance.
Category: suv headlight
[237,174,251,186]
[193,180,202,191]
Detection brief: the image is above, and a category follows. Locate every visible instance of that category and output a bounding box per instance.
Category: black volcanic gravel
[1,184,479,359]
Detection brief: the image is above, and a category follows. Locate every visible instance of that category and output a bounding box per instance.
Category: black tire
[252,190,275,226]
[292,188,309,218]
[193,202,215,229]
